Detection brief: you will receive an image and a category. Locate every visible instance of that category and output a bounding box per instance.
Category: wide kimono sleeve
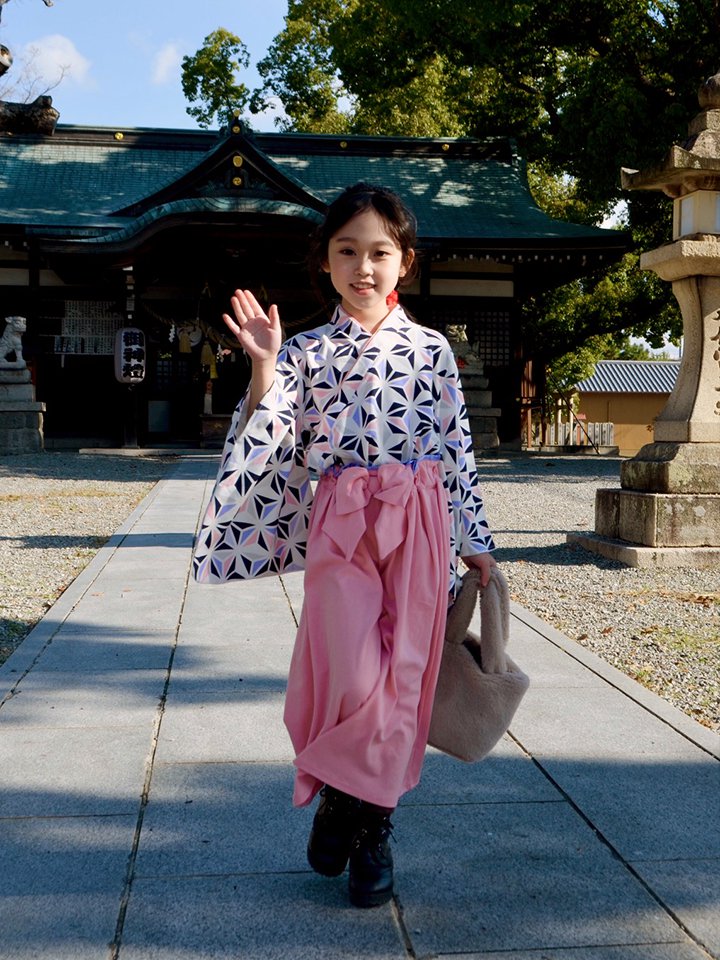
[192,350,313,583]
[434,341,496,559]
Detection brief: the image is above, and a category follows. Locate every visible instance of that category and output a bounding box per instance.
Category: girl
[193,183,496,908]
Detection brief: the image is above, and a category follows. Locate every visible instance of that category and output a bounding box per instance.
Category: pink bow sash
[321,461,441,561]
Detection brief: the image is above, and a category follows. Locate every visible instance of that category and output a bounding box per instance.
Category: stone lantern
[570,72,720,567]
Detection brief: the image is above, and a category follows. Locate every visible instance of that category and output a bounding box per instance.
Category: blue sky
[0,0,288,130]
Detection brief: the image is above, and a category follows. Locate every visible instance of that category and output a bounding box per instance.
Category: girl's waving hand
[223,289,282,363]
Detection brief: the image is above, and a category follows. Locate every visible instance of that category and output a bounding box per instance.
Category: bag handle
[480,566,510,674]
[445,567,481,645]
[445,565,511,673]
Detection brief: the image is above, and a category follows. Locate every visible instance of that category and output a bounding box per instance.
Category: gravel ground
[475,456,719,733]
[1,451,718,732]
[0,452,173,664]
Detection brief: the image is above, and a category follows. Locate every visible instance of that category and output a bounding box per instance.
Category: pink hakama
[283,459,451,809]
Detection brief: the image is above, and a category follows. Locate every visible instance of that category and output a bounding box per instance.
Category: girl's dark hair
[308,182,418,286]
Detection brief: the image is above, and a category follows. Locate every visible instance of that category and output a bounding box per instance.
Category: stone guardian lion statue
[0,315,27,368]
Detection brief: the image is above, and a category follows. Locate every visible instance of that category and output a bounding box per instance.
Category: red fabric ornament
[386,289,399,307]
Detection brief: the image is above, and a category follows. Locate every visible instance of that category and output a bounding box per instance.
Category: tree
[251,0,350,133]
[181,28,250,129]
[252,0,720,364]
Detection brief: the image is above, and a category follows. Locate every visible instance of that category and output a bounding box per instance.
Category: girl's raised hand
[223,289,282,364]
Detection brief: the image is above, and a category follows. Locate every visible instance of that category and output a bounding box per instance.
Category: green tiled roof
[0,125,628,254]
[36,196,322,248]
[268,151,604,242]
[0,131,207,227]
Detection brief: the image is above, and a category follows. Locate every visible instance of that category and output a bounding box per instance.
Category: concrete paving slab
[434,945,709,959]
[0,669,166,728]
[631,858,720,959]
[0,814,136,960]
[181,577,299,641]
[88,549,191,580]
[111,527,196,546]
[54,582,186,631]
[510,686,720,861]
[509,618,605,688]
[32,628,176,673]
[135,761,311,877]
[396,800,688,956]
[167,654,290,695]
[0,726,150,817]
[156,685,294,763]
[531,755,719,863]
[409,742,560,805]
[511,604,720,759]
[512,680,712,763]
[119,874,407,960]
[169,637,292,686]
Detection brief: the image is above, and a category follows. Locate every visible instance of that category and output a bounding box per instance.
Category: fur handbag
[428,566,529,762]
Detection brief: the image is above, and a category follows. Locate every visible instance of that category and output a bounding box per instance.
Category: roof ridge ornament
[0,94,59,135]
[226,109,252,139]
[0,0,58,134]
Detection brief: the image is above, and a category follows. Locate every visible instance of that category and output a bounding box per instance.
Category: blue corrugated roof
[576,360,680,394]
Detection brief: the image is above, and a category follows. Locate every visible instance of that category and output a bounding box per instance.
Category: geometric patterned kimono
[193,304,495,808]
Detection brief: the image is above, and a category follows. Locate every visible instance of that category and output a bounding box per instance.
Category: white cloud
[20,34,92,87]
[151,42,181,85]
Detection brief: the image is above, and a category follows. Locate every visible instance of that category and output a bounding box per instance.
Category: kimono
[193,304,495,808]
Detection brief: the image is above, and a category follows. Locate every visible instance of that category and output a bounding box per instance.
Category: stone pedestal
[0,369,45,454]
[595,488,720,547]
[620,440,720,493]
[460,366,501,454]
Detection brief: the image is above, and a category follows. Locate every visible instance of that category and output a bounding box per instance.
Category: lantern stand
[569,72,720,568]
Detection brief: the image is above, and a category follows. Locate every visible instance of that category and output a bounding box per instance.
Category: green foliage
[251,0,352,132]
[181,28,250,129]
[252,0,711,369]
[254,0,720,192]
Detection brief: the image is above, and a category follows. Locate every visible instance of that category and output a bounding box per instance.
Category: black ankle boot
[307,786,362,877]
[348,809,394,908]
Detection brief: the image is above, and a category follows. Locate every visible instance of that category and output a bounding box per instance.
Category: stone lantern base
[566,532,720,568]
[568,440,720,568]
[0,369,45,454]
[619,440,720,492]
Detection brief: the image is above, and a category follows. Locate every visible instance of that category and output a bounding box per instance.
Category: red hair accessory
[386,289,399,307]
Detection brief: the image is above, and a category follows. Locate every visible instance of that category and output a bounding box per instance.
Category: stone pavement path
[0,455,718,960]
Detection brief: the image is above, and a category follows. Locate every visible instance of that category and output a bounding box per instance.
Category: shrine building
[0,120,629,449]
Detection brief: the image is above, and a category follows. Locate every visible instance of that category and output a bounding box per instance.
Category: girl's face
[323,208,413,330]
